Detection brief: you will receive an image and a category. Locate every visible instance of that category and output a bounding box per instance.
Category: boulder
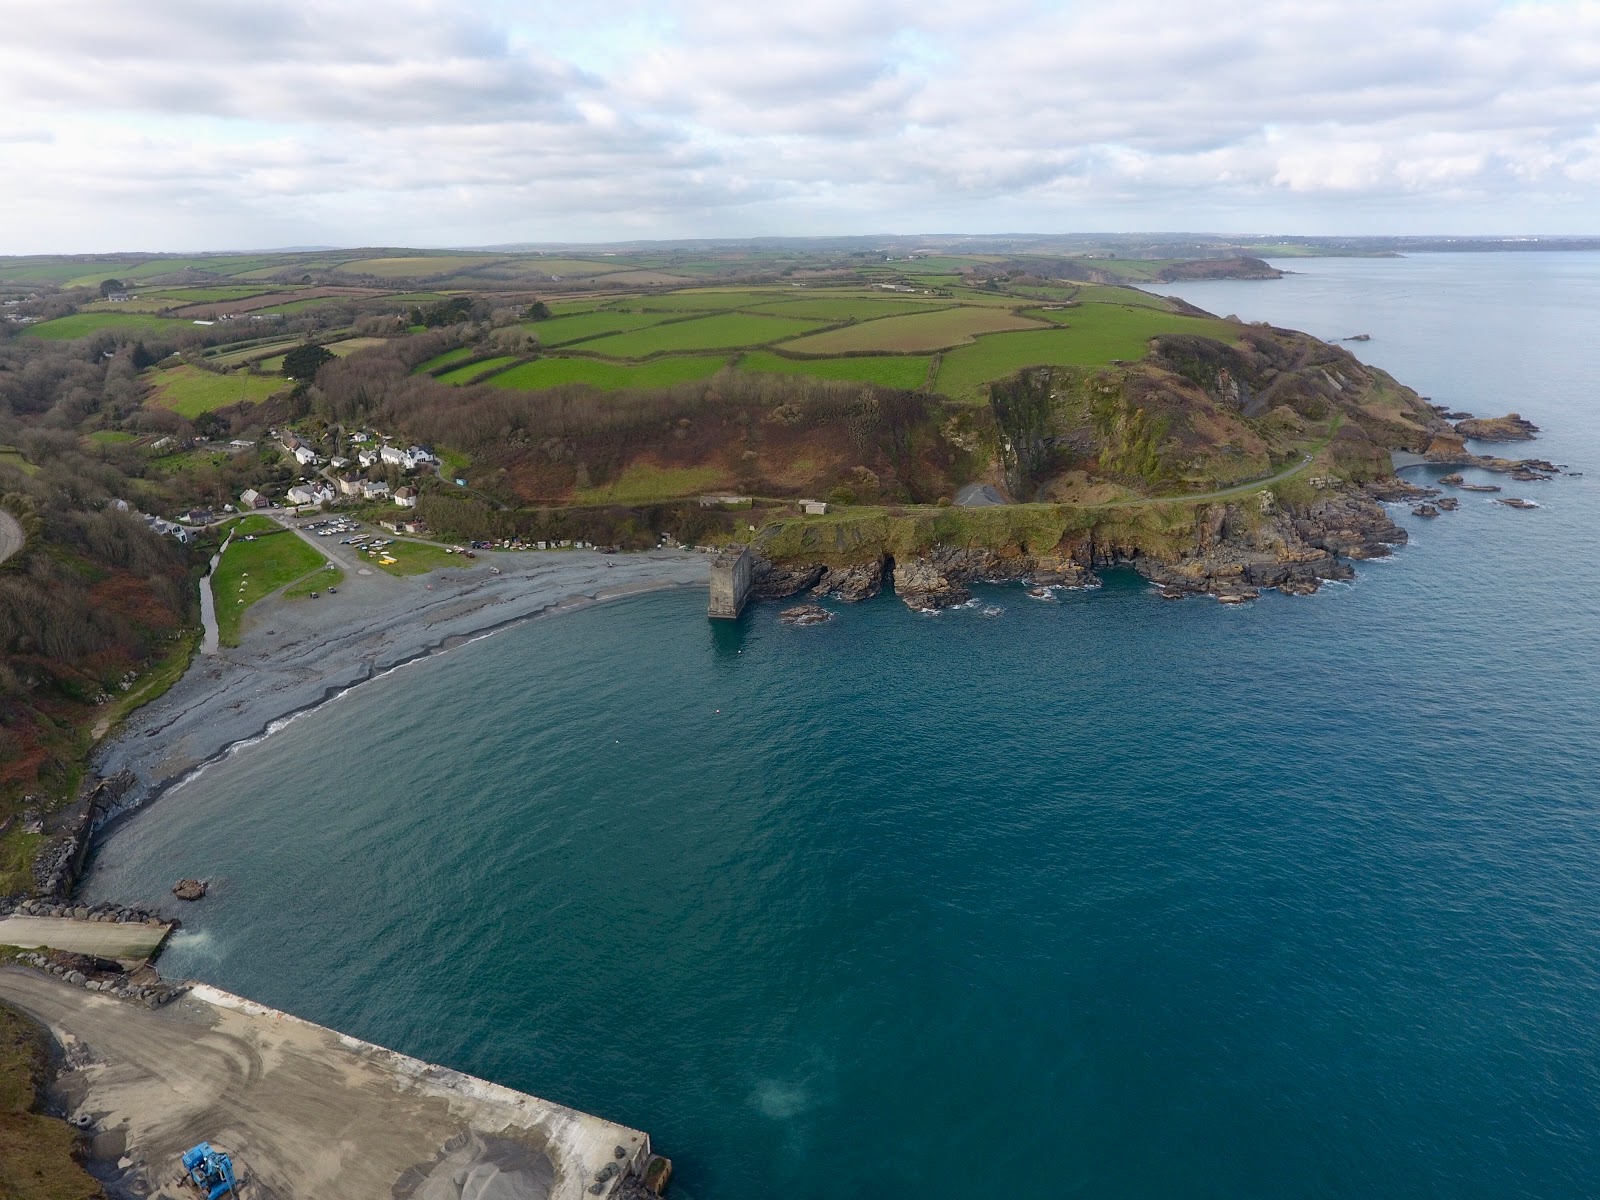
[172,878,207,901]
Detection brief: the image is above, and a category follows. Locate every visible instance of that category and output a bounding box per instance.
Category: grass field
[284,562,343,598]
[214,522,326,645]
[521,310,675,345]
[335,255,506,278]
[579,312,823,358]
[933,308,1240,399]
[141,286,274,303]
[0,448,37,475]
[745,295,952,321]
[777,306,1046,355]
[25,312,184,340]
[520,258,639,276]
[368,539,464,575]
[489,356,726,391]
[325,336,389,356]
[438,356,519,385]
[574,463,725,505]
[208,336,303,366]
[419,346,479,372]
[738,350,932,389]
[629,290,771,312]
[145,365,285,416]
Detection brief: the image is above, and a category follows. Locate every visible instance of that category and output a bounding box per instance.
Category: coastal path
[1096,452,1316,509]
[0,915,172,963]
[0,968,658,1200]
[0,509,23,565]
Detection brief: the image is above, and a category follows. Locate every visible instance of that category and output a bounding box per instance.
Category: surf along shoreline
[46,547,709,895]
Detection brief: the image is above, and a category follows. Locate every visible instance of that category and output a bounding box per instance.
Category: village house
[285,482,334,507]
[394,486,418,508]
[329,455,350,469]
[336,476,364,498]
[357,449,379,468]
[239,489,268,509]
[361,480,391,501]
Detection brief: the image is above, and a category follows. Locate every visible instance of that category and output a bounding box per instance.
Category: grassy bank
[0,1002,102,1199]
[213,519,327,645]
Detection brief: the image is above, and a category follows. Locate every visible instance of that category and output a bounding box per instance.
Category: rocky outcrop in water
[1455,413,1540,441]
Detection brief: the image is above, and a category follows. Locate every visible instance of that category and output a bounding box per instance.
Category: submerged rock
[778,604,833,627]
[1497,498,1539,509]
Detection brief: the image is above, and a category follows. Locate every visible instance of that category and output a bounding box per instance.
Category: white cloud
[1,0,1599,250]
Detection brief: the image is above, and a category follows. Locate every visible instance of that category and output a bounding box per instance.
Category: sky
[3,0,1600,253]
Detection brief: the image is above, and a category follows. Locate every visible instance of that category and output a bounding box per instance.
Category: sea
[84,254,1600,1199]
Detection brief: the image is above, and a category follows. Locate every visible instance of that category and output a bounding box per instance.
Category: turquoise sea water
[86,255,1600,1199]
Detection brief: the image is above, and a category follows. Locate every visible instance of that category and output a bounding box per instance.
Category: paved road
[0,509,23,565]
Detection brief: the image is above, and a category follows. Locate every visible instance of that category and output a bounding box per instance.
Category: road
[0,509,23,565]
[1102,452,1316,508]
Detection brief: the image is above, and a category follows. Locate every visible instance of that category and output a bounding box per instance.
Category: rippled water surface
[87,255,1600,1199]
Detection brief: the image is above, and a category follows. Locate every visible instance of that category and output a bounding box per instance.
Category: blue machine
[180,1142,238,1199]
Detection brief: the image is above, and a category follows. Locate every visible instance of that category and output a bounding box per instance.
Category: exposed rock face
[1455,412,1540,441]
[172,878,206,901]
[1413,503,1440,518]
[811,560,885,602]
[758,481,1417,609]
[890,546,1098,612]
[1435,497,1460,511]
[749,559,824,600]
[1366,477,1439,501]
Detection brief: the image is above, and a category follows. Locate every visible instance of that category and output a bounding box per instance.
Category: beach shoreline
[83,547,710,854]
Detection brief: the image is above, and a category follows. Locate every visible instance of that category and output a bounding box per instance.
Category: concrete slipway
[0,968,654,1199]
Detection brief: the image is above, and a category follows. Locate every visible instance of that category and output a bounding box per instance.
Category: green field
[325,336,389,356]
[438,356,520,385]
[368,539,466,575]
[579,312,824,358]
[629,290,773,312]
[214,521,326,645]
[933,308,1240,399]
[284,562,343,598]
[489,356,726,392]
[575,463,725,505]
[141,286,274,303]
[521,310,675,345]
[744,295,952,321]
[0,448,37,476]
[145,365,285,416]
[778,306,1045,355]
[738,351,932,389]
[25,312,185,340]
[336,255,506,278]
[419,346,479,372]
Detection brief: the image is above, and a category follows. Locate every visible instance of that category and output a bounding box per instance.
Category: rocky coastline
[749,479,1425,610]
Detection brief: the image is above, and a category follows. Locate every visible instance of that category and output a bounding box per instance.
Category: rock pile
[12,950,185,1008]
[3,898,168,925]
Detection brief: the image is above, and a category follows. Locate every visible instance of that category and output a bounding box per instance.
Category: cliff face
[751,478,1413,609]
[748,323,1449,608]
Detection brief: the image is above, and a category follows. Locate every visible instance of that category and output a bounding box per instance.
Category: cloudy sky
[3,0,1599,253]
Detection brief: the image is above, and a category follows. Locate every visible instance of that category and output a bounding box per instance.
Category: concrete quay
[0,968,665,1199]
[0,914,173,964]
